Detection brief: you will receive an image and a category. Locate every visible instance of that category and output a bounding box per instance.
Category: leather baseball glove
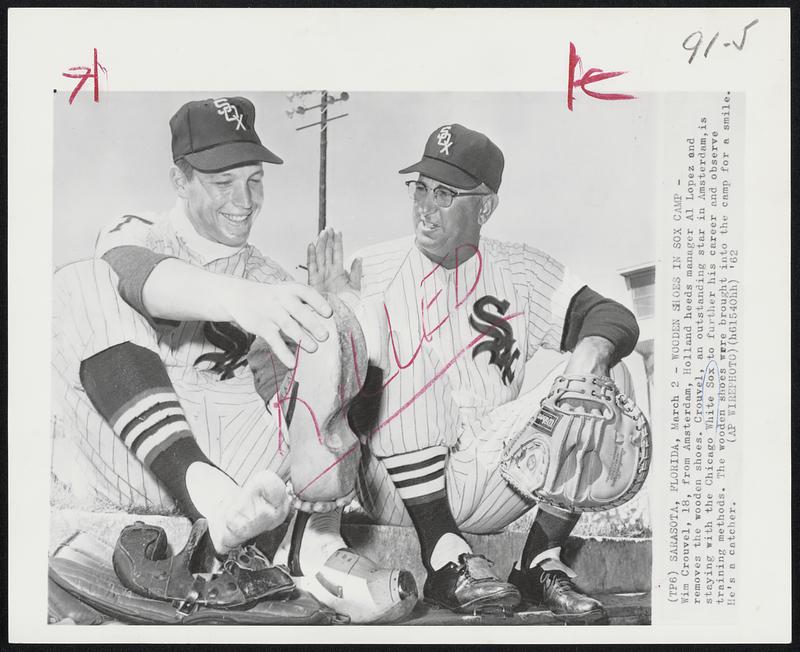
[500,374,651,512]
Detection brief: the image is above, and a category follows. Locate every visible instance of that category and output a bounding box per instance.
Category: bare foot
[186,464,291,554]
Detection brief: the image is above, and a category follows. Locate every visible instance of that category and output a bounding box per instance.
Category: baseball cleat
[423,553,521,614]
[508,559,608,624]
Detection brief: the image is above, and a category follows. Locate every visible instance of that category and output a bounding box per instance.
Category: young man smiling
[172,159,264,247]
[51,97,417,623]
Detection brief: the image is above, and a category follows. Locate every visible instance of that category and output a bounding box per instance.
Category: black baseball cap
[399,123,504,193]
[170,97,283,172]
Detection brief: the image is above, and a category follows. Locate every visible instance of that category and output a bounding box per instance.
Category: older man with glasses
[310,123,641,622]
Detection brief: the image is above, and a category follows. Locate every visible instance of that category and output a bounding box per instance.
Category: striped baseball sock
[383,446,471,572]
[521,506,580,569]
[79,341,221,521]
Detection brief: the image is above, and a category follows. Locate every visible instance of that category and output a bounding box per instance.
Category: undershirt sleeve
[561,285,640,366]
[101,245,176,326]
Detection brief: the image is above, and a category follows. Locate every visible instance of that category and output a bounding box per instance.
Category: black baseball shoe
[424,553,521,614]
[508,559,608,624]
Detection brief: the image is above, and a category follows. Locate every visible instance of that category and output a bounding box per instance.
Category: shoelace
[460,554,496,581]
[540,570,574,595]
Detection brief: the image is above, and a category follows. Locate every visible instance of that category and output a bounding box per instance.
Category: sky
[53,91,658,302]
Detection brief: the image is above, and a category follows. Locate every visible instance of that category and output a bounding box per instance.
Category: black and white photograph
[48,90,655,627]
[8,8,790,645]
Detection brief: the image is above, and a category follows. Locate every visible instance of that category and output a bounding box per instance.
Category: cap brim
[183,141,283,172]
[398,156,480,190]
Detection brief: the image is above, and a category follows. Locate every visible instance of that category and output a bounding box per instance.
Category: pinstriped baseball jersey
[95,200,292,384]
[354,236,585,458]
[50,202,294,510]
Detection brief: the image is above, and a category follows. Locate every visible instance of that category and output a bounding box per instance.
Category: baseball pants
[357,361,634,534]
[51,259,289,512]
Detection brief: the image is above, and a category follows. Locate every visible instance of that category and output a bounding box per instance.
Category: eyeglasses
[405,180,490,208]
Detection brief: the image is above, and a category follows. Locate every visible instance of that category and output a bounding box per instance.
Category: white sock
[297,508,348,572]
[429,532,473,570]
[529,546,562,569]
[185,462,238,516]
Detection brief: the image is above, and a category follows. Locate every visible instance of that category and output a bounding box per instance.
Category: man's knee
[53,258,158,365]
[54,258,116,295]
[53,258,127,326]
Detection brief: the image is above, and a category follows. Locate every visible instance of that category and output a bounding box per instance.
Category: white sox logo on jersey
[468,295,521,385]
[194,321,255,380]
[213,98,246,131]
[437,126,453,155]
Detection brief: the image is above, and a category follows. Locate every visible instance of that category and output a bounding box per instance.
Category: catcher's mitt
[500,374,651,512]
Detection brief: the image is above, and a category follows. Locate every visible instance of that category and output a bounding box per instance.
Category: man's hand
[142,258,332,368]
[562,336,615,413]
[221,280,333,368]
[307,227,362,296]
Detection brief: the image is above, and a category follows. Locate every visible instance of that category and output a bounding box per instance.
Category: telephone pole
[286,90,350,233]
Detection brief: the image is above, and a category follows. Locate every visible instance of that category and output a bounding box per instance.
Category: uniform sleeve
[95,214,178,327]
[95,214,158,258]
[101,245,174,324]
[522,246,586,360]
[561,285,639,365]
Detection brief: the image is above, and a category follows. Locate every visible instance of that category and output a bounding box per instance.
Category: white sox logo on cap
[398,122,503,192]
[436,125,453,155]
[213,98,246,131]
